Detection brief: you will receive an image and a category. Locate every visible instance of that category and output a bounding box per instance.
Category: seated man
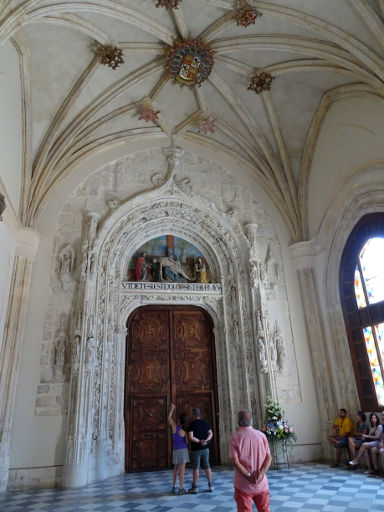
[327,408,353,467]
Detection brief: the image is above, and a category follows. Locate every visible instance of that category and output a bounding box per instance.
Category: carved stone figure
[165,144,184,175]
[106,196,120,210]
[135,252,149,281]
[244,223,258,261]
[245,224,261,288]
[258,336,268,373]
[58,245,76,292]
[265,245,278,287]
[85,337,94,366]
[272,323,285,373]
[86,212,100,247]
[81,213,100,278]
[55,314,68,366]
[59,245,75,276]
[154,248,193,282]
[269,334,278,372]
[71,335,81,366]
[194,257,210,283]
[89,251,96,275]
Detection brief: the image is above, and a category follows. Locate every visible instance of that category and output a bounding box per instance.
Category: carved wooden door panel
[125,306,219,471]
[172,309,219,465]
[125,309,170,470]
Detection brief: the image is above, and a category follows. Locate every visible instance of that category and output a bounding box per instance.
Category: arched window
[340,213,384,410]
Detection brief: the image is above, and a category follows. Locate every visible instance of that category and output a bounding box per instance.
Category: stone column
[244,223,276,416]
[0,228,40,492]
[62,212,99,488]
[289,241,336,459]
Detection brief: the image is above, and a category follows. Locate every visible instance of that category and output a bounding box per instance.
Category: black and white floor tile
[1,464,384,511]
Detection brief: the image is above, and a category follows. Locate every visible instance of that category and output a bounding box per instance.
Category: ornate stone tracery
[29,146,300,487]
[61,147,261,487]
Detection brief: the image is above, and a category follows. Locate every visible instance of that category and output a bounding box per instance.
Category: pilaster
[0,227,40,491]
[289,240,336,459]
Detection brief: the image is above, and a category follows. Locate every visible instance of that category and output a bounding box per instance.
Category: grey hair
[192,407,201,418]
[238,410,252,427]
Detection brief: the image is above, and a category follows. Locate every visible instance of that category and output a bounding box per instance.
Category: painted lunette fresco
[127,234,211,283]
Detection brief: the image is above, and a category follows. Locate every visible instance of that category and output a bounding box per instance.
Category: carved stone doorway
[124,305,220,471]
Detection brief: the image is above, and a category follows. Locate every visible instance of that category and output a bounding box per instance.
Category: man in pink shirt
[229,410,272,512]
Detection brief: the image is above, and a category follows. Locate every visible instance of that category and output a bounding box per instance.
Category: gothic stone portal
[124,305,220,470]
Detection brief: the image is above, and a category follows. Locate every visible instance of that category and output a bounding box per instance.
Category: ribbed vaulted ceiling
[2,0,384,240]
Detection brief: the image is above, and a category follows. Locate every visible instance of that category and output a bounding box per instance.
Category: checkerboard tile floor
[2,463,384,511]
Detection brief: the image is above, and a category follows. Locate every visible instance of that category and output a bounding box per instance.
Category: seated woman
[348,411,369,463]
[349,412,382,473]
[369,411,384,475]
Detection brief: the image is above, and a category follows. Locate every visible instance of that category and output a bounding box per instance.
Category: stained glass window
[354,266,367,309]
[358,237,384,306]
[375,323,384,360]
[356,238,384,405]
[355,238,384,405]
[363,326,384,406]
[341,215,384,410]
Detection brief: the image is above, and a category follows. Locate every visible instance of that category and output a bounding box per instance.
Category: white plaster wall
[9,144,319,476]
[0,40,23,215]
[308,96,384,239]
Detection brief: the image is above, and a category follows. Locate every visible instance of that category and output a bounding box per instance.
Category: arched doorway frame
[124,303,221,471]
[62,148,261,487]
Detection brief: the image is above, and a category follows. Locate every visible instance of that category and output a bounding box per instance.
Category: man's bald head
[238,410,252,427]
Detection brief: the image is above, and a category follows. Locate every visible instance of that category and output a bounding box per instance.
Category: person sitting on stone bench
[366,411,384,475]
[348,411,369,467]
[328,408,353,467]
[349,412,382,473]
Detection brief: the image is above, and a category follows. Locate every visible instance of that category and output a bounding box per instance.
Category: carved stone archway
[61,147,269,488]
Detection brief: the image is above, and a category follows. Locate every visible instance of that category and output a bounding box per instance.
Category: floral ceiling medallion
[234,1,262,27]
[198,117,216,134]
[138,107,160,125]
[155,0,182,8]
[97,44,124,70]
[167,39,214,87]
[248,71,274,94]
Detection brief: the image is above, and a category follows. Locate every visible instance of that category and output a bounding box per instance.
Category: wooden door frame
[124,304,220,471]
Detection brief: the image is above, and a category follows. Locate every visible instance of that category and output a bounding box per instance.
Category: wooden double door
[125,305,220,471]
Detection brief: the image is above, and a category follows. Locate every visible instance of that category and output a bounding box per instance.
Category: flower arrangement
[261,397,297,447]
